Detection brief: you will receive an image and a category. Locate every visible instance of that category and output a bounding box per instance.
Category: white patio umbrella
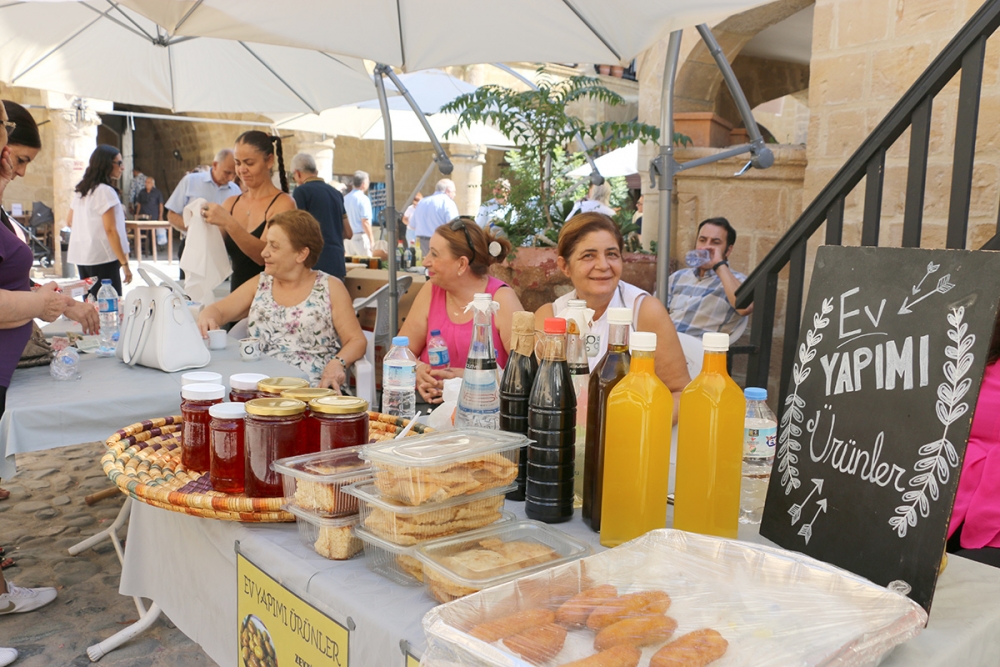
[567,141,639,178]
[0,0,380,113]
[354,69,478,112]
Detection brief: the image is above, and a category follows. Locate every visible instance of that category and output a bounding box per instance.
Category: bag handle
[136,262,188,300]
[123,299,155,366]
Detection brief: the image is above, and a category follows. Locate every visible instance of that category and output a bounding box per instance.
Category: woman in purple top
[398,218,522,403]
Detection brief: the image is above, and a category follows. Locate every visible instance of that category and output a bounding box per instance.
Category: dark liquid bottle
[500,312,539,501]
[582,307,632,531]
[525,317,576,523]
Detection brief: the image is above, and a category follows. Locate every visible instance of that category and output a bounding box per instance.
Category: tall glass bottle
[674,332,746,538]
[455,293,501,429]
[600,332,673,547]
[582,307,632,531]
[499,311,539,501]
[525,317,576,523]
[562,299,591,508]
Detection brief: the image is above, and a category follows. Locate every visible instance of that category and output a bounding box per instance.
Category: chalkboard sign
[760,246,1000,612]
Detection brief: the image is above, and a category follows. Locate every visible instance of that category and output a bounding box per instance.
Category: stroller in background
[12,201,55,267]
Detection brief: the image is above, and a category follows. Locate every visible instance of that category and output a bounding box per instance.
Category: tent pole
[378,67,453,176]
[374,64,400,337]
[653,30,683,304]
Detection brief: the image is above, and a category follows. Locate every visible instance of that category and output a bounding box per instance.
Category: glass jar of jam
[244,398,306,497]
[281,387,335,456]
[209,402,246,494]
[229,373,270,403]
[308,396,370,451]
[181,383,226,473]
[256,377,309,398]
[180,371,222,400]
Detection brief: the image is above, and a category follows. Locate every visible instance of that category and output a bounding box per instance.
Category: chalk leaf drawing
[890,307,973,538]
[778,297,834,494]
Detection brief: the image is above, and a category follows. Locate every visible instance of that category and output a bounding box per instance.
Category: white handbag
[116,264,211,372]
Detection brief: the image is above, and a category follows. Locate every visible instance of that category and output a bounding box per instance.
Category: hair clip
[489,241,503,257]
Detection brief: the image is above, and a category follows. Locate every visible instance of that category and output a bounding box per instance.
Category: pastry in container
[361,428,525,506]
[346,480,515,546]
[272,447,371,518]
[285,504,362,561]
[413,520,591,603]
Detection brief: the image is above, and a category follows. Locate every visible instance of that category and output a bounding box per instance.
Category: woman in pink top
[399,217,522,403]
[947,312,1000,567]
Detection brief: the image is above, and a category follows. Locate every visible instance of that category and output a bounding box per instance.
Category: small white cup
[240,337,261,361]
[207,329,227,350]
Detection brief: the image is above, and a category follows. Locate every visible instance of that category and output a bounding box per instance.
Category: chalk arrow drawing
[899,274,955,315]
[912,261,940,295]
[788,478,825,525]
[797,498,828,545]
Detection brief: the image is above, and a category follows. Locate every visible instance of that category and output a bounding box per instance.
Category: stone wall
[0,86,55,218]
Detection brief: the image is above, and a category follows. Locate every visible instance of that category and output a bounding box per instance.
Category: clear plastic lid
[284,504,360,529]
[354,525,415,556]
[272,447,370,481]
[181,371,222,386]
[362,428,529,468]
[209,402,246,419]
[345,480,516,515]
[181,383,226,401]
[413,520,591,588]
[229,372,269,391]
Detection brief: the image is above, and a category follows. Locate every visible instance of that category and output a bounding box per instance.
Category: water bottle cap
[392,336,409,347]
[430,329,441,337]
[543,317,567,334]
[209,402,246,419]
[745,387,767,401]
[181,383,226,401]
[473,293,492,301]
[702,332,730,352]
[630,331,656,351]
[101,279,112,285]
[607,307,632,325]
[567,299,587,309]
[181,371,222,386]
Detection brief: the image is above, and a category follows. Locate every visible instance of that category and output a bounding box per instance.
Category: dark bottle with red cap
[525,317,577,523]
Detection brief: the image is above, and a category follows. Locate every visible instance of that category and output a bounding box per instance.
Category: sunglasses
[450,219,476,264]
[112,160,124,166]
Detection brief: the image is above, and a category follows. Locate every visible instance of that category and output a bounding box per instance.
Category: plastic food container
[354,526,426,586]
[414,520,590,604]
[272,448,372,518]
[362,428,526,506]
[285,504,362,561]
[347,481,514,546]
[420,529,928,667]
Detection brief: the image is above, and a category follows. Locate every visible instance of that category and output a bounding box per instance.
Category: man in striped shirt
[667,217,753,339]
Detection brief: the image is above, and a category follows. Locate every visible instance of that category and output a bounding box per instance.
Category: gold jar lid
[257,377,309,394]
[281,387,335,402]
[309,395,369,415]
[245,398,307,416]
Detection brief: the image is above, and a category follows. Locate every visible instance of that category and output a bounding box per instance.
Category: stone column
[51,106,101,275]
[296,138,336,182]
[448,144,486,216]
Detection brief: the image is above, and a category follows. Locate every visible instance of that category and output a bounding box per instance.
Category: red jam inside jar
[256,377,309,398]
[308,396,370,451]
[209,402,246,494]
[180,383,226,473]
[281,387,335,456]
[228,373,270,403]
[244,398,306,497]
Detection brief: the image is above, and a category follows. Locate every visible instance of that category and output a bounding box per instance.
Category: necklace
[446,277,489,318]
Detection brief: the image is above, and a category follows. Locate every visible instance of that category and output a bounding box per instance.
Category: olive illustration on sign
[240,614,277,667]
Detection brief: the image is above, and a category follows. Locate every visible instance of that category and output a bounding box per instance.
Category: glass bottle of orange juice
[600,331,673,547]
[674,332,746,538]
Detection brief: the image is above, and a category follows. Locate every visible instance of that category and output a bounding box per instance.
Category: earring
[459,269,465,276]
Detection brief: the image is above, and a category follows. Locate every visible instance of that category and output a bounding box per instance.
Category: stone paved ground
[0,441,216,666]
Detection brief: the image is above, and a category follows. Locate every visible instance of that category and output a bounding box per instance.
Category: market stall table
[120,499,1000,667]
[125,219,175,263]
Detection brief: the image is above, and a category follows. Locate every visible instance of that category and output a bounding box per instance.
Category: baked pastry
[559,645,641,667]
[364,495,504,545]
[313,525,362,560]
[425,539,560,603]
[503,623,568,665]
[396,554,425,582]
[593,614,678,651]
[374,455,518,505]
[587,591,671,630]
[556,585,619,627]
[649,629,728,667]
[292,461,368,515]
[470,608,557,642]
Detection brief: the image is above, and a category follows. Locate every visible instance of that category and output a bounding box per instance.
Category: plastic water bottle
[685,248,712,268]
[455,294,501,429]
[96,279,120,357]
[427,329,450,371]
[382,336,417,419]
[50,346,81,381]
[740,387,778,525]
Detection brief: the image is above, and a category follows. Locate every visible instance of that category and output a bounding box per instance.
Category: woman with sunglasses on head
[399,217,522,403]
[66,145,132,298]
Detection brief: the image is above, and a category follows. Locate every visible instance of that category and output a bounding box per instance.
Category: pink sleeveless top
[420,276,510,369]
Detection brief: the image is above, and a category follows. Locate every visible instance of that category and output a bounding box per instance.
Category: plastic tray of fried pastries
[272,447,372,518]
[361,428,524,506]
[421,529,927,667]
[346,480,515,546]
[284,504,363,561]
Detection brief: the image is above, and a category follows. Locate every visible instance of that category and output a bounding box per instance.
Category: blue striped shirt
[667,267,747,339]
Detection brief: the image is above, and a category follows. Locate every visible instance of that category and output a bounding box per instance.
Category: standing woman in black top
[203,131,295,291]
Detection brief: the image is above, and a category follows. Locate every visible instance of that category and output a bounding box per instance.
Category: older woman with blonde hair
[198,210,367,391]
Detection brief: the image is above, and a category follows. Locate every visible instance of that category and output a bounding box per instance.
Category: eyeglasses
[1,121,14,133]
[112,160,124,166]
[450,219,475,264]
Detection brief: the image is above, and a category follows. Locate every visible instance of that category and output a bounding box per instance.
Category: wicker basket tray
[102,412,429,522]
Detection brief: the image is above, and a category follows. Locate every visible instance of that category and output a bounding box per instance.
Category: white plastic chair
[676,332,703,379]
[228,317,249,340]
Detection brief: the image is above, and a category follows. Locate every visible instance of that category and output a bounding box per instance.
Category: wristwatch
[712,260,729,271]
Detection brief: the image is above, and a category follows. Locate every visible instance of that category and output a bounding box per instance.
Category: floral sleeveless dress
[247,271,342,384]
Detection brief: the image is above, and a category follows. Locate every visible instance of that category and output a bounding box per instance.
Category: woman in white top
[567,181,616,219]
[66,145,132,297]
[535,212,690,419]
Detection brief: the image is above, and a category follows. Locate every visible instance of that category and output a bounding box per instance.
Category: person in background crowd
[567,181,615,219]
[134,177,166,247]
[412,178,459,257]
[475,178,510,229]
[127,167,145,212]
[402,192,423,247]
[0,101,42,242]
[203,132,295,292]
[632,193,644,234]
[344,170,373,255]
[399,218,521,403]
[290,152,350,279]
[0,100,95,667]
[66,145,132,297]
[197,210,366,390]
[535,212,690,420]
[666,216,752,340]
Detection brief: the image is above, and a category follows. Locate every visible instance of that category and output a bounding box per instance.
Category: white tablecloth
[0,339,304,479]
[120,500,1000,667]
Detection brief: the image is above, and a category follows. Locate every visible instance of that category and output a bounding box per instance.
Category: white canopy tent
[567,141,640,179]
